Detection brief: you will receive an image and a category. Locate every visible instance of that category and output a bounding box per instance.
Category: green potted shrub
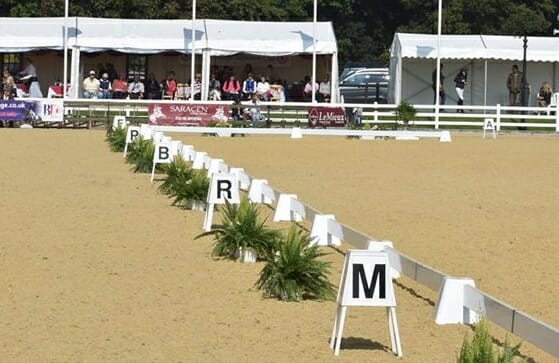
[172,169,209,211]
[456,318,522,363]
[395,101,416,130]
[125,136,159,173]
[159,155,195,197]
[255,225,336,301]
[196,198,281,262]
[105,125,127,152]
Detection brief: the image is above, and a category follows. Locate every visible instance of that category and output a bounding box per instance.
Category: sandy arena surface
[1,129,558,362]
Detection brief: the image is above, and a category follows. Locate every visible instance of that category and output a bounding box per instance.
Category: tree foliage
[1,0,557,67]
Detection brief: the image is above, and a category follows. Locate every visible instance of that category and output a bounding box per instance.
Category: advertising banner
[307,106,347,128]
[34,99,64,122]
[0,100,34,121]
[148,103,231,126]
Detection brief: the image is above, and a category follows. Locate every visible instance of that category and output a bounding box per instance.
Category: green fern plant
[395,101,416,130]
[105,126,127,152]
[457,318,523,363]
[172,169,209,210]
[159,156,195,196]
[125,136,159,173]
[255,225,336,302]
[196,198,281,260]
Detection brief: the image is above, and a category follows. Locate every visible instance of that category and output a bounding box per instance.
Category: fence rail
[26,98,559,133]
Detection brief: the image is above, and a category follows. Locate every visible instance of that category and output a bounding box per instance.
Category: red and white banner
[307,106,347,128]
[148,103,230,126]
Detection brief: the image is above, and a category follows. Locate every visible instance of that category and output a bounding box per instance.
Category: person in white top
[128,74,145,99]
[82,70,101,98]
[19,58,43,97]
[319,75,331,102]
[256,76,271,101]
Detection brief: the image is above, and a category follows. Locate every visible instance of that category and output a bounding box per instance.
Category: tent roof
[0,17,337,55]
[392,33,559,62]
[204,19,337,56]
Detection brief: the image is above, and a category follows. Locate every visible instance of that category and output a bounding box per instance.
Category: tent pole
[63,0,69,99]
[190,0,196,99]
[435,0,442,129]
[311,0,317,103]
[484,60,487,108]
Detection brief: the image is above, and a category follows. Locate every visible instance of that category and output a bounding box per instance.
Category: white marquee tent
[389,33,559,106]
[0,17,338,100]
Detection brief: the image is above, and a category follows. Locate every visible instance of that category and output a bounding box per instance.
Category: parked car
[339,68,389,104]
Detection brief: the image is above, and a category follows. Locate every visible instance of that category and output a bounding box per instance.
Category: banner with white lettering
[308,106,347,128]
[147,103,231,126]
[0,100,34,121]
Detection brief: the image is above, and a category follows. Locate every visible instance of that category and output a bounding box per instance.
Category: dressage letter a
[352,264,386,299]
[217,180,232,199]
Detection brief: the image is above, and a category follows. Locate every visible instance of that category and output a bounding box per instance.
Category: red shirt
[165,80,177,96]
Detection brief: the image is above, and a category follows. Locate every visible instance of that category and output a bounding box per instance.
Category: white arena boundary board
[150,125,451,142]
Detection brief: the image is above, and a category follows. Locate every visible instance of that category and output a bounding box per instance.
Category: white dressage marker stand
[123,126,140,156]
[291,127,303,139]
[273,194,305,222]
[140,124,152,140]
[192,151,209,170]
[310,214,341,246]
[207,158,229,177]
[112,115,126,130]
[203,173,240,231]
[439,130,452,143]
[366,240,401,279]
[248,179,275,205]
[170,140,182,157]
[179,145,196,162]
[434,277,478,325]
[151,141,172,182]
[483,118,497,139]
[330,250,402,357]
[229,168,251,191]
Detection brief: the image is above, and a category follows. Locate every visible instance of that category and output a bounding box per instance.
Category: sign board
[330,250,401,357]
[148,103,231,126]
[113,115,127,130]
[123,126,141,156]
[337,250,395,307]
[34,99,64,122]
[307,106,347,128]
[203,173,240,231]
[0,100,34,121]
[151,142,172,182]
[483,118,496,139]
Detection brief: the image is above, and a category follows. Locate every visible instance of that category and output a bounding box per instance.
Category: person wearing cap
[99,72,112,99]
[83,70,102,98]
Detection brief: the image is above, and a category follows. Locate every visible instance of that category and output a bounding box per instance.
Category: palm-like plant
[172,169,209,210]
[159,156,195,196]
[395,101,417,130]
[196,198,281,261]
[105,126,127,152]
[255,225,336,302]
[125,136,157,173]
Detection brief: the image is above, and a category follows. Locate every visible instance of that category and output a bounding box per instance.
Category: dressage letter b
[159,146,169,160]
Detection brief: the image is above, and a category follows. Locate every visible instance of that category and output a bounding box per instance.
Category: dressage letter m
[352,264,386,299]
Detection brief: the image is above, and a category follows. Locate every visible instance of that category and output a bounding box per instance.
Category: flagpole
[191,0,196,99]
[63,0,69,99]
[435,0,442,129]
[311,0,317,103]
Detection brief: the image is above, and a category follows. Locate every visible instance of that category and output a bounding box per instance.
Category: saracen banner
[148,103,230,126]
[307,106,347,128]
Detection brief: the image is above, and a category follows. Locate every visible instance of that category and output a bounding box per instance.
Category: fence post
[555,102,559,132]
[373,101,378,123]
[496,104,501,131]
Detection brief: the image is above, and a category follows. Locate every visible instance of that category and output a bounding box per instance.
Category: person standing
[454,67,468,113]
[432,64,445,105]
[506,65,522,106]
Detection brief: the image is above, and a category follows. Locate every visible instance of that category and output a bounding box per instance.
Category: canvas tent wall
[0,17,338,100]
[389,33,559,106]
